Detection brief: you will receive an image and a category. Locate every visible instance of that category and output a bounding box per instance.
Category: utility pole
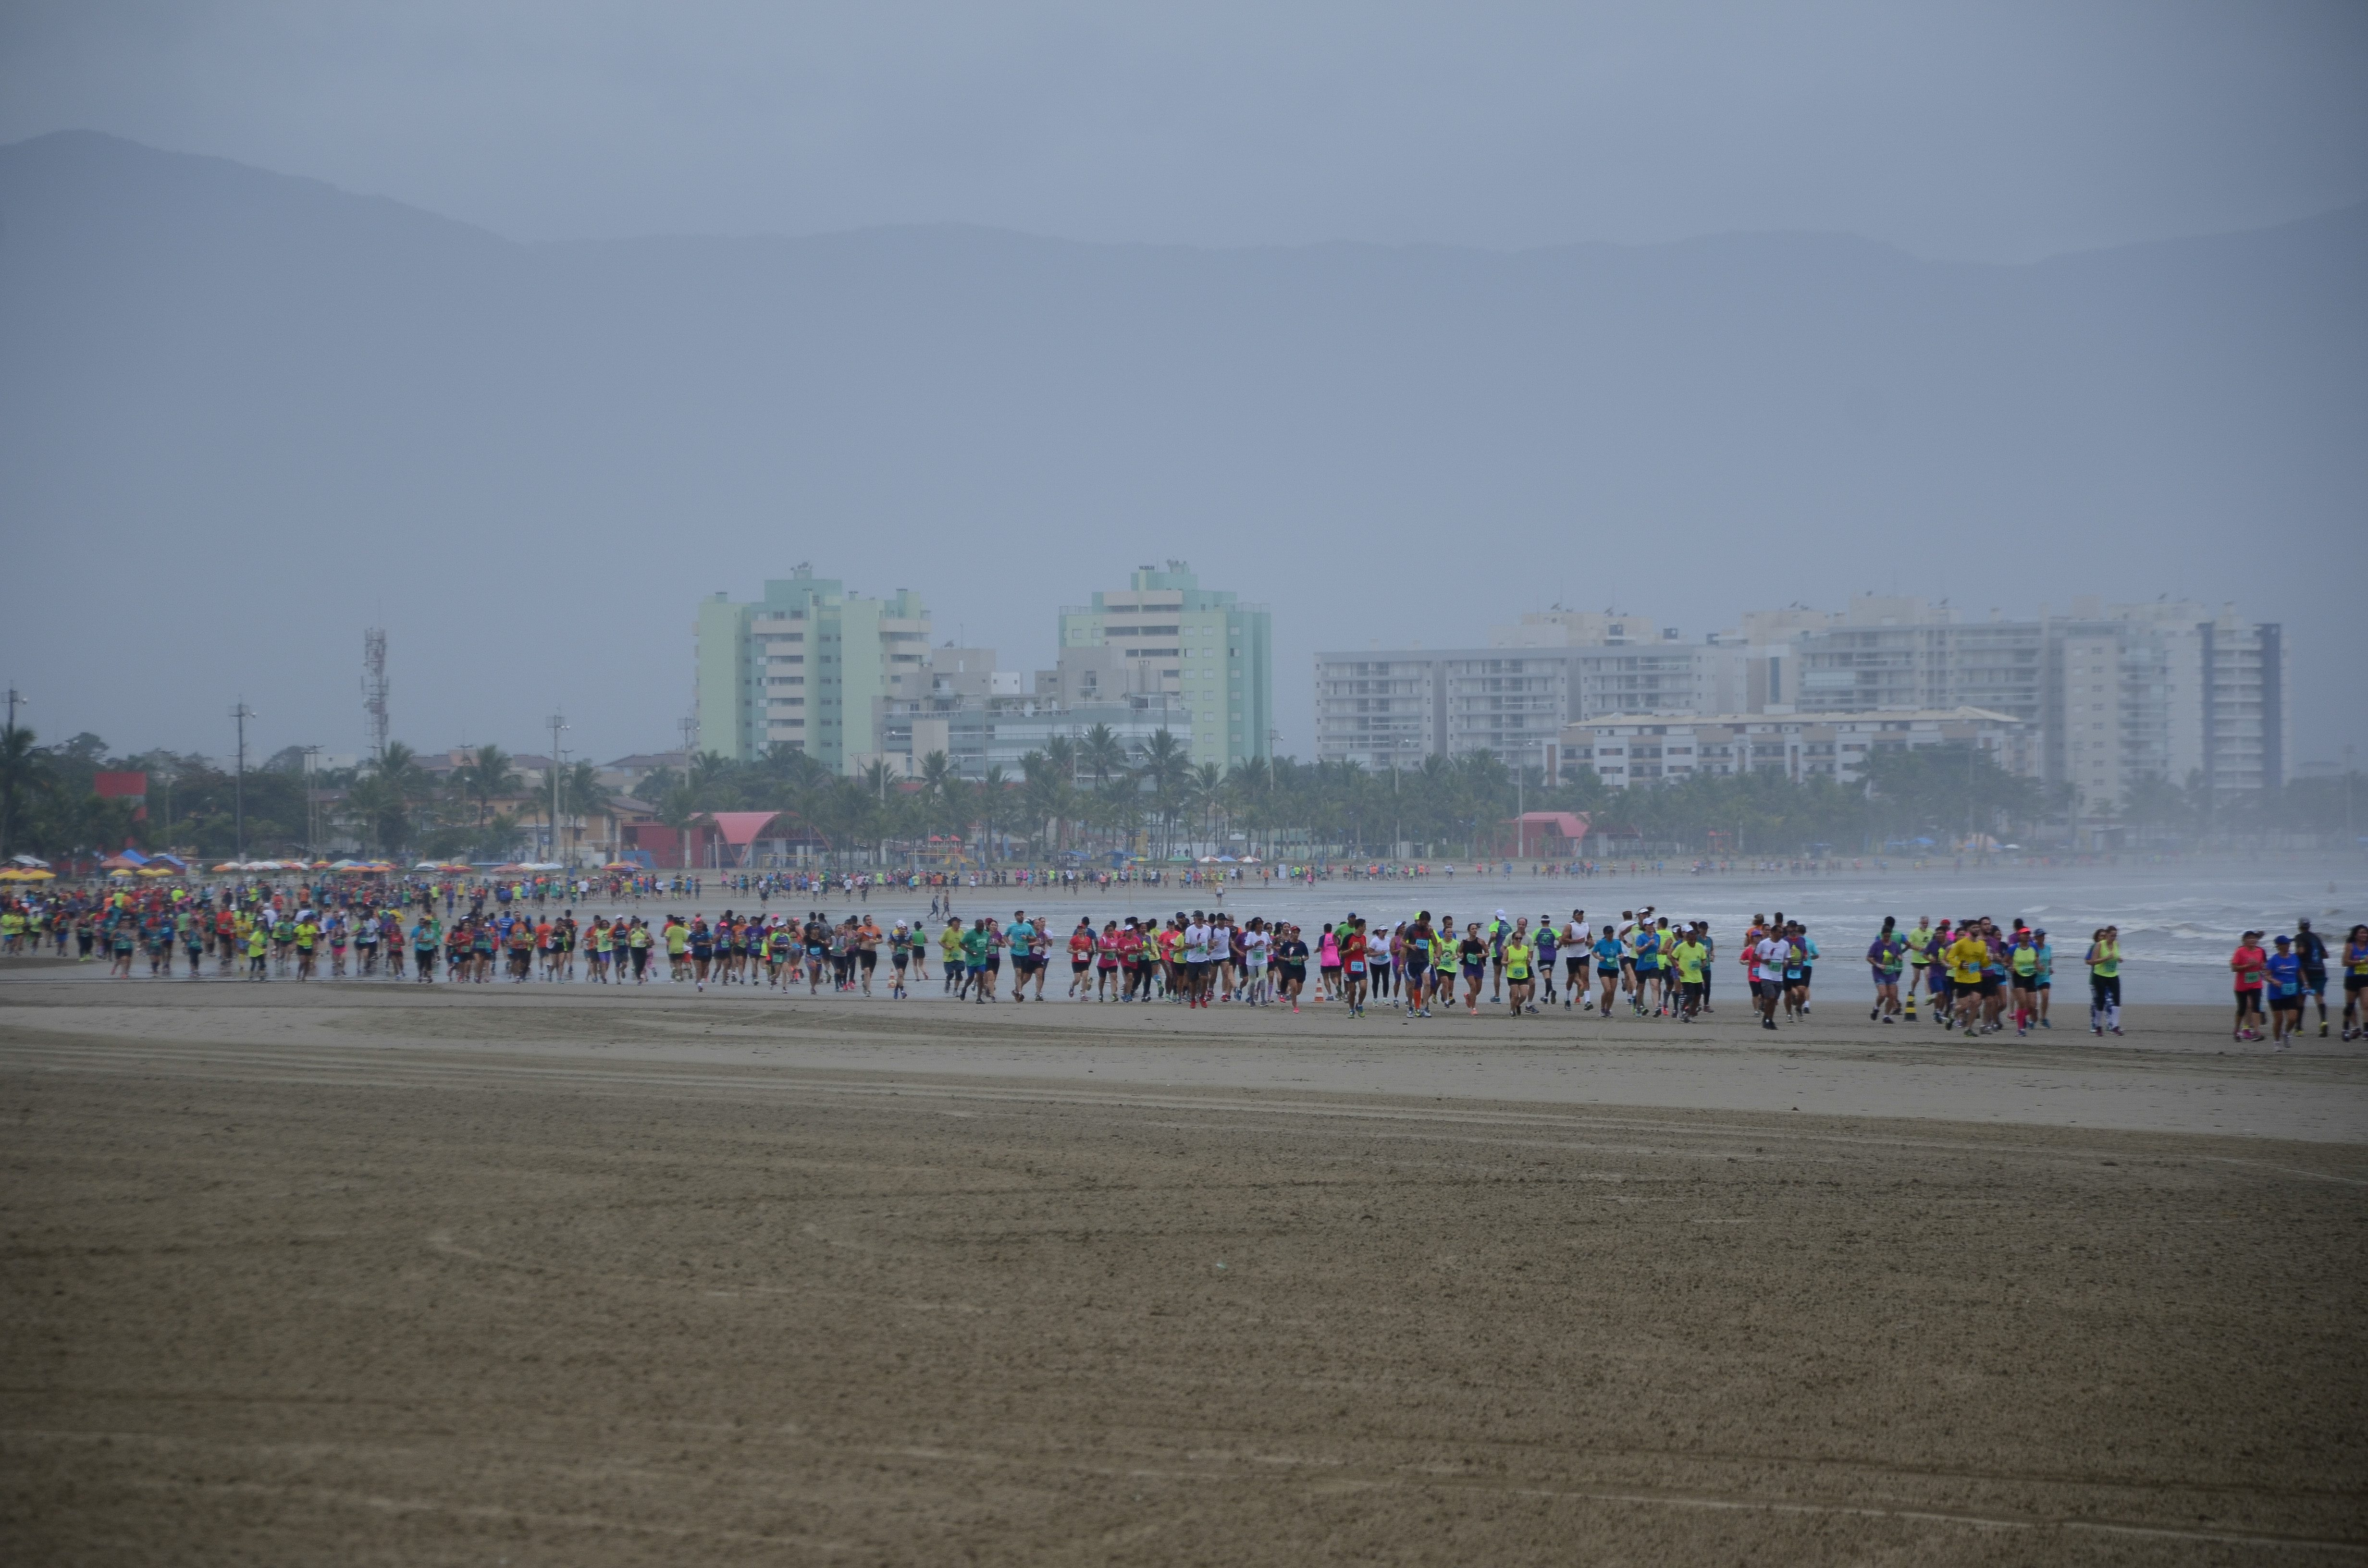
[302,746,322,857]
[362,629,390,764]
[0,686,25,858]
[230,702,257,860]
[547,710,568,864]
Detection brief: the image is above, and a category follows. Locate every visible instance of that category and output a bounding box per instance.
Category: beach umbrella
[413,861,441,870]
[600,861,640,871]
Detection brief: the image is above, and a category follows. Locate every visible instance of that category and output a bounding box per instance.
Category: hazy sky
[4,0,2365,260]
[2,3,2363,774]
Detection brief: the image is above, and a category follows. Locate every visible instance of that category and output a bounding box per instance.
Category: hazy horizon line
[13,126,2363,271]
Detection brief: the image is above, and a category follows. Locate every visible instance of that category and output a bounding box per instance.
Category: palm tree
[653,776,705,871]
[759,741,826,794]
[0,723,52,858]
[1187,760,1226,856]
[689,748,740,808]
[1019,752,1067,861]
[976,764,1011,863]
[340,741,429,858]
[916,750,957,850]
[1134,730,1192,858]
[856,759,896,865]
[452,744,521,828]
[1043,734,1079,787]
[475,808,524,862]
[1080,724,1126,790]
[556,760,609,864]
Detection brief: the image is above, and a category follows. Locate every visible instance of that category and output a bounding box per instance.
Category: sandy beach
[3,976,2363,1563]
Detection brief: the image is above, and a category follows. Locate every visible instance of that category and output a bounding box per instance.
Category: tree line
[4,718,2355,865]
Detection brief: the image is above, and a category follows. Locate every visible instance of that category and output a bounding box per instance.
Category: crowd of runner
[3,881,2362,1046]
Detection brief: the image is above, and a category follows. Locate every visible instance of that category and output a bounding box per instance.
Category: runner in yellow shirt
[1670,928,1709,1021]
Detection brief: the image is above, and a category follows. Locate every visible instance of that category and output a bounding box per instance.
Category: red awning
[1507,811,1590,841]
[704,810,787,847]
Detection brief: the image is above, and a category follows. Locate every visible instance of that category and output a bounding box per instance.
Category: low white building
[1555,707,2034,790]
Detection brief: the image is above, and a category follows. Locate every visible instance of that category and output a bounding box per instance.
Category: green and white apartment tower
[694,568,932,770]
[1058,561,1272,768]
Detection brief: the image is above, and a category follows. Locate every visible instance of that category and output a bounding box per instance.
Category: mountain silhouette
[2,130,2359,760]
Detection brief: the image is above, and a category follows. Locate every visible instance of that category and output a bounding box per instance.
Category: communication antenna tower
[362,628,390,762]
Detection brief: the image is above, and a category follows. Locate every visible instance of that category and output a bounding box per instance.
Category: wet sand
[3,979,2363,1563]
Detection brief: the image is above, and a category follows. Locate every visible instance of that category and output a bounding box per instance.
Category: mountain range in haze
[2,131,2360,764]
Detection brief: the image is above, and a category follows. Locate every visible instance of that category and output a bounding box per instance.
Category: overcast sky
[3,0,2365,260]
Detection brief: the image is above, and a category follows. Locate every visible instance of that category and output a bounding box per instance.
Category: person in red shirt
[2230,931,2269,1042]
[1339,920,1369,1017]
[1095,920,1122,1000]
[1116,920,1147,1001]
[1067,918,1097,997]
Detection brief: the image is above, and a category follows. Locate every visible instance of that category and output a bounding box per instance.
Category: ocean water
[120,857,2352,1004]
[986,858,2363,1005]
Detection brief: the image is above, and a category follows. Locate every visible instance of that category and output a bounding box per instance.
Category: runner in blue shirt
[1591,928,1622,1018]
[2266,936,2304,1049]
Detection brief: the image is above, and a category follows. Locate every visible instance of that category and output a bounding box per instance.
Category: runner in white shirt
[1183,917,1214,1008]
[1240,921,1270,1005]
[1753,931,1789,1031]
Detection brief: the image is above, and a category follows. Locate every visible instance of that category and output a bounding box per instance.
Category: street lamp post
[230,702,257,859]
[547,711,568,864]
[302,746,322,856]
[1,686,27,858]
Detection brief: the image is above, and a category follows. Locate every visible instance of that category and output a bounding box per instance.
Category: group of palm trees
[339,742,616,862]
[332,723,1989,870]
[626,728,1544,870]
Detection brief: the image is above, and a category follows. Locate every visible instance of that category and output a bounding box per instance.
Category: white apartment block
[1058,562,1272,769]
[1558,708,2035,792]
[1794,595,2287,812]
[1314,616,1790,773]
[1318,593,2284,816]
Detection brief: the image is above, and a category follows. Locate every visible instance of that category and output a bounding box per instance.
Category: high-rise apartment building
[1058,562,1271,768]
[1318,593,2286,821]
[1314,611,1789,774]
[1561,708,2035,792]
[693,569,932,769]
[1792,595,2287,816]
